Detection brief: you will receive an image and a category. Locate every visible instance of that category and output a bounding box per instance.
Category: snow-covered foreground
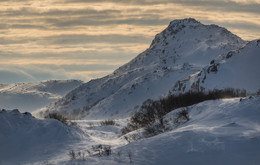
[0,109,88,165]
[1,96,259,164]
[121,96,260,165]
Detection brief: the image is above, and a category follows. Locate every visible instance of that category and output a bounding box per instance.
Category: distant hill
[0,80,83,112]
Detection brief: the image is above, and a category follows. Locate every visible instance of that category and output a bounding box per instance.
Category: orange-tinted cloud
[0,0,259,83]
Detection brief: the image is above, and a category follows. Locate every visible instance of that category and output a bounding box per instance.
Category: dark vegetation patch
[92,144,112,156]
[44,112,68,124]
[44,111,77,126]
[100,120,116,126]
[121,88,246,135]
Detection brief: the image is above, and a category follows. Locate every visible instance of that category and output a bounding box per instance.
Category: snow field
[2,96,258,164]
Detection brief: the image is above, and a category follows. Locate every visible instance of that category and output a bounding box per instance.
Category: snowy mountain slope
[116,96,260,165]
[0,109,88,165]
[41,18,245,119]
[41,96,260,165]
[0,80,83,112]
[172,39,260,94]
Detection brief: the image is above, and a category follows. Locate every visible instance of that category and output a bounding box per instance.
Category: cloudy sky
[0,0,259,84]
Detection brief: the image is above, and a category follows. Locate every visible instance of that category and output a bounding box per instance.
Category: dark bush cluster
[68,150,77,160]
[144,121,165,136]
[44,112,68,125]
[68,145,112,161]
[174,108,190,124]
[123,133,141,143]
[44,111,78,126]
[121,88,246,135]
[100,120,116,126]
[68,150,86,160]
[92,144,112,156]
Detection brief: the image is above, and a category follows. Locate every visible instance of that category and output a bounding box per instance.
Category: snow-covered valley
[1,96,260,164]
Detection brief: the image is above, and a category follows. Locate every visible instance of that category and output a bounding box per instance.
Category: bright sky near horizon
[0,0,259,84]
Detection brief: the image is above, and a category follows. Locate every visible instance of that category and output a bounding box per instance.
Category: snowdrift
[0,109,83,165]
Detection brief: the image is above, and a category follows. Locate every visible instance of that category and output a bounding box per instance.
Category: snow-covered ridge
[41,18,246,119]
[172,39,260,93]
[0,109,84,165]
[0,80,83,112]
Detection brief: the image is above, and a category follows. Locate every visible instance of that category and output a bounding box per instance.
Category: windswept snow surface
[41,18,246,119]
[63,96,260,165]
[1,97,260,164]
[8,96,257,165]
[0,80,83,112]
[120,96,260,165]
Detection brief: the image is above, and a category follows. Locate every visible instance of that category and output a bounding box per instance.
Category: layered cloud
[0,0,259,83]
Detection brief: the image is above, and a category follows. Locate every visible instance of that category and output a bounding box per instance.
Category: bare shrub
[44,112,68,125]
[124,136,131,143]
[100,120,116,126]
[144,121,165,137]
[123,133,141,143]
[92,144,102,156]
[121,123,139,135]
[44,111,79,126]
[92,144,112,156]
[174,108,190,124]
[76,151,86,160]
[103,146,112,156]
[68,150,76,160]
[68,150,86,160]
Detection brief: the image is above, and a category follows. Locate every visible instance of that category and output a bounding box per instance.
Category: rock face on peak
[117,18,244,74]
[172,39,260,94]
[39,18,248,119]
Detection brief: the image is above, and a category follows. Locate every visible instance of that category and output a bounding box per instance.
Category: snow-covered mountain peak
[114,19,245,79]
[39,18,249,119]
[149,18,200,49]
[149,18,243,54]
[165,18,201,36]
[169,18,200,27]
